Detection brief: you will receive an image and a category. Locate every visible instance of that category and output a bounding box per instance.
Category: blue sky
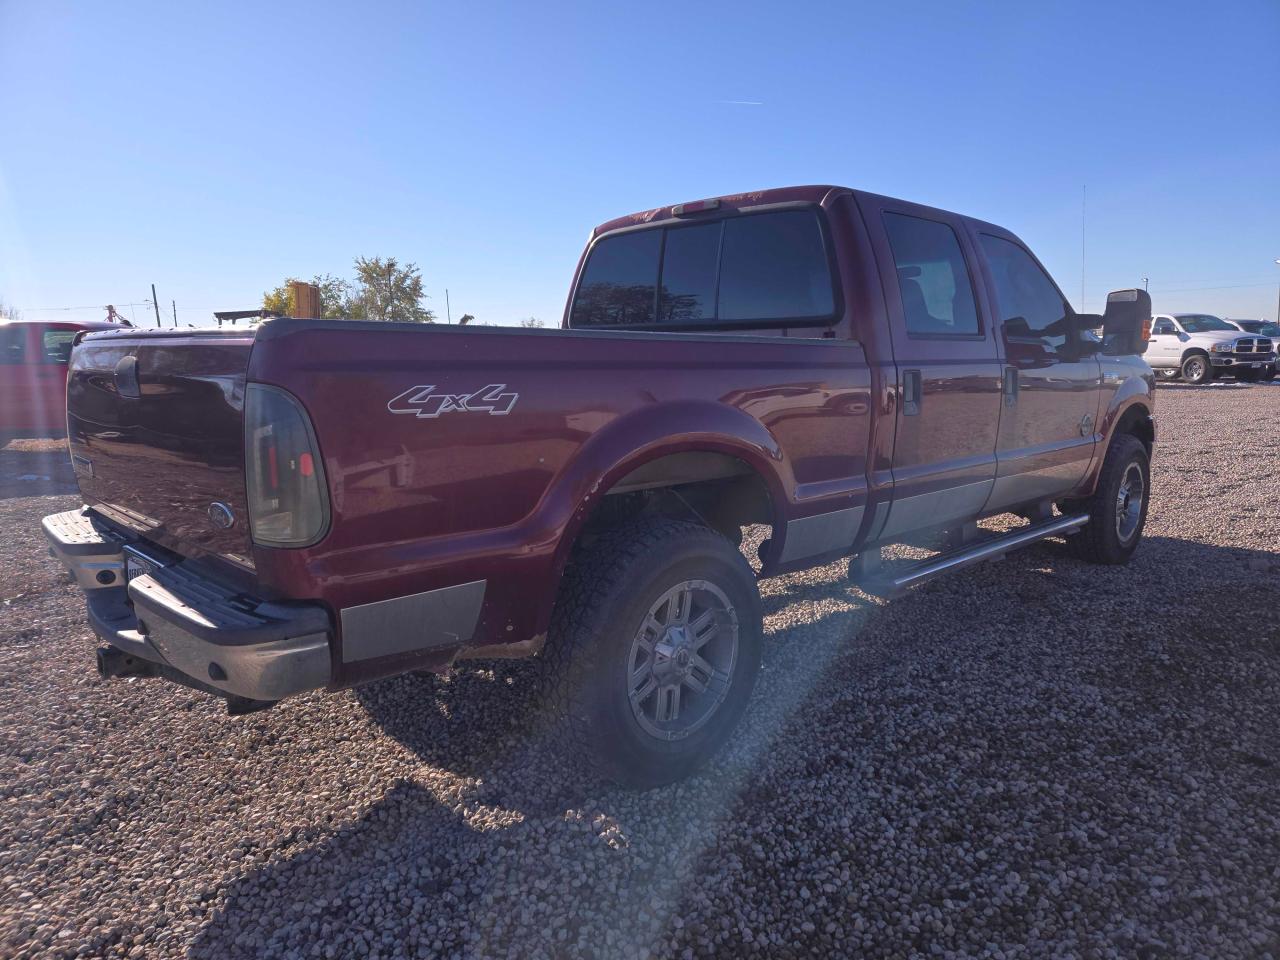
[2,0,1278,327]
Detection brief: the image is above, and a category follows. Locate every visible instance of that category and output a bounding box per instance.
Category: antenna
[1080,186,1086,311]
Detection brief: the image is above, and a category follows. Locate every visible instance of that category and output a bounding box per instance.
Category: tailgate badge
[387,383,518,419]
[208,502,236,529]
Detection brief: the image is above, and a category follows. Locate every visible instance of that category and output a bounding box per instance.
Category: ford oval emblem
[208,502,235,530]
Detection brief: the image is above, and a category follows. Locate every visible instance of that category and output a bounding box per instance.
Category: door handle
[902,369,922,416]
[1003,366,1019,407]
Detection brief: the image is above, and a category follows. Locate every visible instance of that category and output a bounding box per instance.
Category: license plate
[1250,362,1260,368]
[124,551,155,584]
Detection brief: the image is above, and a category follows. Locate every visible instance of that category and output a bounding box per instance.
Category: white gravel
[2,384,1279,959]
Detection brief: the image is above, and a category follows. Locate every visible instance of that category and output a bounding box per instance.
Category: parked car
[1224,319,1280,381]
[42,186,1156,787]
[0,319,123,444]
[1147,313,1276,384]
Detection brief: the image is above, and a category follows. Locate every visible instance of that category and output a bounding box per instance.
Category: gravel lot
[2,385,1279,960]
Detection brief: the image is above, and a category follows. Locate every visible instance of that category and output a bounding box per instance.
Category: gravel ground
[2,384,1279,960]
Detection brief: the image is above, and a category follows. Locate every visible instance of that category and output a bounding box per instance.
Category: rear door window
[42,329,78,363]
[882,213,980,336]
[571,208,836,330]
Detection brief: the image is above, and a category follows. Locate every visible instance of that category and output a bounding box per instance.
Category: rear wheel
[1068,433,1150,565]
[544,519,762,788]
[1181,353,1213,384]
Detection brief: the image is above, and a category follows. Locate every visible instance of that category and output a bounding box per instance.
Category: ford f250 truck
[43,186,1155,787]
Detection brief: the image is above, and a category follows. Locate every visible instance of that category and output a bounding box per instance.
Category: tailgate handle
[902,369,922,416]
[114,355,141,398]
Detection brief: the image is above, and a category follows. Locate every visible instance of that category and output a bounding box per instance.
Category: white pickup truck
[1147,313,1276,384]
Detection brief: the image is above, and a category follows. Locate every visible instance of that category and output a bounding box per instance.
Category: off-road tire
[1263,368,1277,383]
[542,519,762,788]
[1181,352,1213,384]
[1068,433,1150,565]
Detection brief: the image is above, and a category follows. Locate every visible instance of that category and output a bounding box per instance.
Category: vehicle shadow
[0,439,78,501]
[191,533,1280,959]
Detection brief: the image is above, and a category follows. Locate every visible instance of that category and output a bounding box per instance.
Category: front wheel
[544,519,762,788]
[1181,353,1214,385]
[1264,367,1277,383]
[1236,368,1263,383]
[1068,433,1151,565]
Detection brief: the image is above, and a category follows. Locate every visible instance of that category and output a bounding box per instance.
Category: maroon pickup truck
[44,185,1155,787]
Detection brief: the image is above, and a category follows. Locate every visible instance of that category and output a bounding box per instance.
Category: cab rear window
[570,208,836,331]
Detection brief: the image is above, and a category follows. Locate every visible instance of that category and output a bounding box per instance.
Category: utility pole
[1080,185,1086,311]
[151,284,161,327]
[1142,277,1149,292]
[445,288,451,324]
[1274,260,1280,323]
[171,300,177,327]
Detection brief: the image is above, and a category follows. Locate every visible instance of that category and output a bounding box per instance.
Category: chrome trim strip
[340,580,487,662]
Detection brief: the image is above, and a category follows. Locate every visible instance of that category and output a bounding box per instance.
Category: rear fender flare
[532,400,790,636]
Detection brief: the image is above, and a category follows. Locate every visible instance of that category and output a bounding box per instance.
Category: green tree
[458,313,476,326]
[519,316,544,328]
[352,256,434,323]
[0,299,20,320]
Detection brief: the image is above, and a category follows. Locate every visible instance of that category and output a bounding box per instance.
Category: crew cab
[0,318,123,444]
[1147,313,1276,383]
[43,186,1156,787]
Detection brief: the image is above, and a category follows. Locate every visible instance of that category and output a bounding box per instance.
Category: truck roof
[590,184,1005,240]
[591,185,842,237]
[0,317,124,330]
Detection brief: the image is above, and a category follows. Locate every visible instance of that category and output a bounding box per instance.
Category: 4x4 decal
[387,383,519,419]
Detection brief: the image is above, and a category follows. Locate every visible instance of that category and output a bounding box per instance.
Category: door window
[0,326,25,364]
[882,213,980,336]
[1151,319,1177,336]
[980,235,1073,352]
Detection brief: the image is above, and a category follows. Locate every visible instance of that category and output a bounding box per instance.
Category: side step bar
[853,513,1089,597]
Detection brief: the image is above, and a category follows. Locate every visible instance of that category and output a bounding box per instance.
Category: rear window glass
[570,229,660,327]
[883,212,980,336]
[571,208,836,330]
[718,210,834,322]
[42,329,77,363]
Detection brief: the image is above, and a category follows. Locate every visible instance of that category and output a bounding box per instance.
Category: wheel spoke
[654,684,682,723]
[688,609,718,648]
[685,652,730,696]
[629,658,654,693]
[631,675,658,705]
[672,586,693,625]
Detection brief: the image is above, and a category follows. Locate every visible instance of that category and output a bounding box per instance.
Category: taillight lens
[244,384,329,547]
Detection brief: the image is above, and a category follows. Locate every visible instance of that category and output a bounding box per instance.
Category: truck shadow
[192,534,1280,959]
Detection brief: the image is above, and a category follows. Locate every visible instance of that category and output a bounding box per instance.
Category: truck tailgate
[67,330,257,569]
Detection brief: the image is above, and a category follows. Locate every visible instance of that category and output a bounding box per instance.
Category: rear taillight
[244,384,329,547]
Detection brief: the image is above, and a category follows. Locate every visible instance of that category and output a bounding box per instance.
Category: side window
[882,213,980,336]
[42,329,77,363]
[0,327,26,364]
[570,229,661,327]
[979,234,1073,351]
[1151,319,1176,336]
[717,210,835,322]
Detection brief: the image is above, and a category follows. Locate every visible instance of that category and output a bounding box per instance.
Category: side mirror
[1101,288,1152,355]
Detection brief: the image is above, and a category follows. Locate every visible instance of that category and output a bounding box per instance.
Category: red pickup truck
[0,318,122,444]
[43,186,1155,786]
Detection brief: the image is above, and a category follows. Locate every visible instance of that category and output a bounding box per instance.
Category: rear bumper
[43,508,332,704]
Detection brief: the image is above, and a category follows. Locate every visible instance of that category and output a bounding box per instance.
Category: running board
[853,513,1089,597]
